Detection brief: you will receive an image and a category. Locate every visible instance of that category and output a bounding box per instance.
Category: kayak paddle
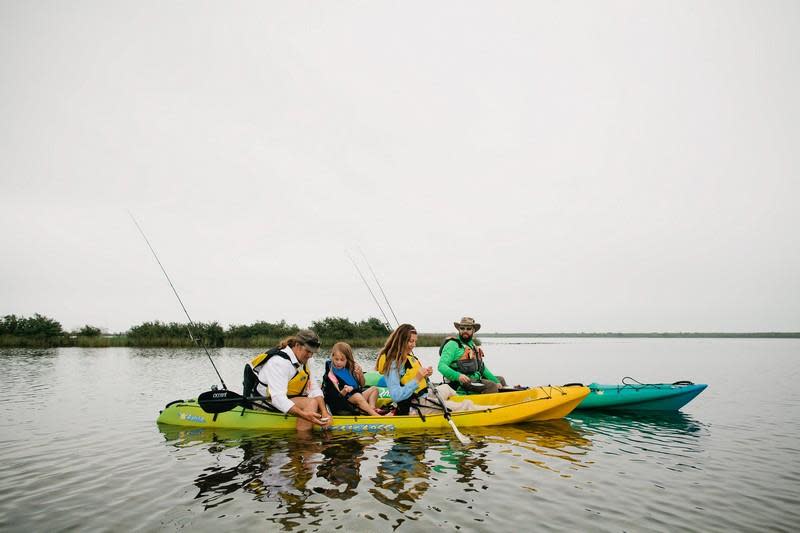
[197,389,279,414]
[430,384,470,445]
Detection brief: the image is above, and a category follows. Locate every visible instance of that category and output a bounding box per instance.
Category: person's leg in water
[290,396,328,432]
[347,392,382,416]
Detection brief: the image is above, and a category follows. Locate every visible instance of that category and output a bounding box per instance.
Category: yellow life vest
[376,352,428,395]
[246,348,309,398]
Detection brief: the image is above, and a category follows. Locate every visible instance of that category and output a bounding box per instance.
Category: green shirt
[437,337,499,390]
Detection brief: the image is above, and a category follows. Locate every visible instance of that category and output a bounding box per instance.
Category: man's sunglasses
[458,326,474,331]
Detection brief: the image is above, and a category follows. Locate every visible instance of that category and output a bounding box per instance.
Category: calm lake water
[1,338,798,531]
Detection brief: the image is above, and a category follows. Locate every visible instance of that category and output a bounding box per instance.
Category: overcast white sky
[1,1,798,334]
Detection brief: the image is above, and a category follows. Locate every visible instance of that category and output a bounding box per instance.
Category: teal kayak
[575,380,707,411]
[366,372,706,412]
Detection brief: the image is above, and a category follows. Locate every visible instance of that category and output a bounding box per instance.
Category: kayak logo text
[329,424,395,432]
[179,412,206,423]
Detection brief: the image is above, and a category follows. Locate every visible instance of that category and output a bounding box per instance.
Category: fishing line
[129,211,227,390]
[351,250,471,444]
[358,247,400,328]
[346,250,392,330]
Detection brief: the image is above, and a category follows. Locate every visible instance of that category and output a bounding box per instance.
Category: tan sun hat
[453,317,481,332]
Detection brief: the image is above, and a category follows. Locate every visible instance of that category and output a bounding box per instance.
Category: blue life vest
[330,365,360,389]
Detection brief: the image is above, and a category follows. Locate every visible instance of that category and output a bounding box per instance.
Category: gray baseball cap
[296,329,321,352]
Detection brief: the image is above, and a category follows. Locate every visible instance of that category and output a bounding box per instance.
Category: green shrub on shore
[77,325,102,337]
[0,314,65,347]
[1,314,63,338]
[311,316,390,340]
[127,321,225,347]
[226,320,298,340]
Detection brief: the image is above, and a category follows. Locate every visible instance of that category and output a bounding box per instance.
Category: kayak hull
[156,385,589,432]
[447,385,589,421]
[375,384,588,420]
[576,382,707,411]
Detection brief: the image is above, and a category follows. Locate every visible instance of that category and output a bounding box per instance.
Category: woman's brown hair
[377,323,417,371]
[277,336,301,349]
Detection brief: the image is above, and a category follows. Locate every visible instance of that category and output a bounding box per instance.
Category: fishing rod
[358,247,400,327]
[129,212,227,390]
[351,250,470,444]
[346,250,393,330]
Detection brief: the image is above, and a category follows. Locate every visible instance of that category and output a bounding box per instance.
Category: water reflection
[158,426,380,528]
[433,438,490,486]
[568,411,707,437]
[567,411,709,468]
[470,419,591,454]
[462,419,593,481]
[156,414,706,527]
[313,433,374,500]
[158,427,320,506]
[157,420,596,515]
[369,435,431,513]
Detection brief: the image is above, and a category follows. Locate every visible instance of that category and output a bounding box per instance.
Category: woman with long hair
[376,324,484,415]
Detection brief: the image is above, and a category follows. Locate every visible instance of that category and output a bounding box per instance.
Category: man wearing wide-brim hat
[437,317,506,394]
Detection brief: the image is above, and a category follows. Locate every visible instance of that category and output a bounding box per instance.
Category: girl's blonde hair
[331,341,355,372]
[377,324,417,371]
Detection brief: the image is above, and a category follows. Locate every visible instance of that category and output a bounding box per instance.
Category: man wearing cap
[250,329,331,431]
[438,317,506,394]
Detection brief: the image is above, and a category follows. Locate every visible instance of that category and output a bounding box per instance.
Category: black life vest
[321,360,361,416]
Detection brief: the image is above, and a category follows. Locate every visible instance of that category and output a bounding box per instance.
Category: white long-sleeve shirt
[256,346,323,413]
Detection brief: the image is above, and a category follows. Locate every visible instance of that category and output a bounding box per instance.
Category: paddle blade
[448,419,471,445]
[197,389,248,414]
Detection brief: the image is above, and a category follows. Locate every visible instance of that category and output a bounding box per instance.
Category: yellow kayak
[448,385,589,420]
[156,385,588,432]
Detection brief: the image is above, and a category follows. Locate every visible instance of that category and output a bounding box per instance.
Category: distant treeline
[479,332,800,338]
[0,313,443,348]
[3,313,797,348]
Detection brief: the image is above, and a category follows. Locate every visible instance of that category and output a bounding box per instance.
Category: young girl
[322,342,383,416]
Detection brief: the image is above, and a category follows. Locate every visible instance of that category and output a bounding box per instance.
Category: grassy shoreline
[2,332,798,349]
[0,334,447,349]
[478,332,800,338]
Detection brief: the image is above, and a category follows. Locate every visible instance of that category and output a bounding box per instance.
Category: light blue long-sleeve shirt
[384,362,422,402]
